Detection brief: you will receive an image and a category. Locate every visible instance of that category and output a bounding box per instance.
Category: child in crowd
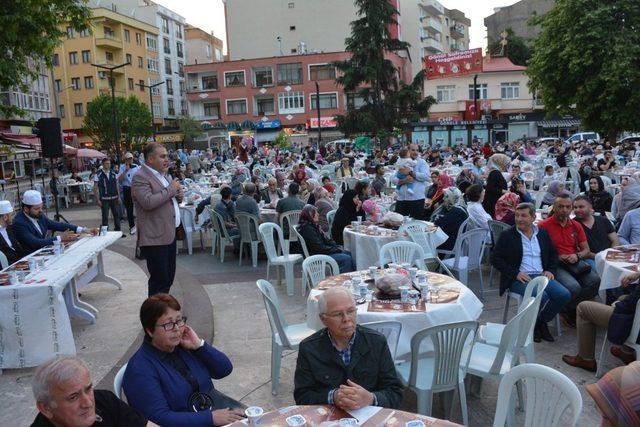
[395,148,416,196]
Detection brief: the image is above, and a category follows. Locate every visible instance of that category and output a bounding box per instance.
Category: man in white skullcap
[0,200,27,264]
[12,190,97,253]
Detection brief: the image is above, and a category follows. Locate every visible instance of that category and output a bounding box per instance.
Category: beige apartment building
[223,0,470,78]
[52,7,161,141]
[185,25,225,65]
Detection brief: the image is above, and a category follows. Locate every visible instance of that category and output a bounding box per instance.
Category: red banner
[424,48,484,80]
[306,117,337,129]
[464,100,492,120]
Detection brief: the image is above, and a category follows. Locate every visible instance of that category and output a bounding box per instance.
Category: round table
[306,270,483,357]
[343,224,448,271]
[227,404,462,426]
[260,207,279,224]
[596,247,640,294]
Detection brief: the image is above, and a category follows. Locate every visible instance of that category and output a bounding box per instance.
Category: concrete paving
[0,203,612,426]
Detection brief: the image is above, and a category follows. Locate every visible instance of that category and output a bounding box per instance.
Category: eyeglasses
[156,317,187,331]
[323,308,357,320]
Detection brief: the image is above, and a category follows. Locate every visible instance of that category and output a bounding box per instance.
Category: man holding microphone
[132,143,183,296]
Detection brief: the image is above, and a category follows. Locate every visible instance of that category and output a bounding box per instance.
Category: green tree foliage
[177,115,203,145]
[488,28,533,66]
[273,131,291,149]
[527,0,640,141]
[83,94,152,155]
[0,0,91,117]
[334,0,434,141]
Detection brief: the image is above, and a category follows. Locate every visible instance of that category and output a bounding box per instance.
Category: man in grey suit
[132,143,183,296]
[236,183,260,216]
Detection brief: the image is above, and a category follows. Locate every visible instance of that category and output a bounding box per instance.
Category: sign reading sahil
[424,48,483,80]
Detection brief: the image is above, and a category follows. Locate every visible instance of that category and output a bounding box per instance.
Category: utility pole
[137,80,165,142]
[315,81,322,149]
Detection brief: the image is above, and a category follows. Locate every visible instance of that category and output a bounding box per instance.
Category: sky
[154,0,522,52]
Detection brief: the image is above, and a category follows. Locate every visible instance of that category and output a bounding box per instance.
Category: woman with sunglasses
[123,294,244,426]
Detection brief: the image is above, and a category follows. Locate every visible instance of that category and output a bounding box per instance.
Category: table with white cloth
[343,223,449,271]
[0,232,123,369]
[306,270,483,357]
[595,247,640,299]
[259,207,279,224]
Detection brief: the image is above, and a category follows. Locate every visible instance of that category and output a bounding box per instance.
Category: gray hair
[318,287,354,316]
[243,182,256,195]
[32,356,89,407]
[515,202,536,217]
[143,142,165,159]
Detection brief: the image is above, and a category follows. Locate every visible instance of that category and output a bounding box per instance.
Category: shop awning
[539,119,581,129]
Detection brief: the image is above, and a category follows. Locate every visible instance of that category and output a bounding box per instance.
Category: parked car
[617,135,640,146]
[324,139,352,152]
[565,132,600,144]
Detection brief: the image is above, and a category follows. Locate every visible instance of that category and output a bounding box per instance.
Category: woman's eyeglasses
[156,317,187,331]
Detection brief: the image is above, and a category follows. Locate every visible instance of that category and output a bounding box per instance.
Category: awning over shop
[539,119,580,128]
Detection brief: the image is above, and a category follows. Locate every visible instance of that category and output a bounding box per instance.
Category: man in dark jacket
[294,287,403,409]
[491,202,571,342]
[0,200,27,264]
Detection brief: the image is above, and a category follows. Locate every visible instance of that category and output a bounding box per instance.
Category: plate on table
[426,274,452,285]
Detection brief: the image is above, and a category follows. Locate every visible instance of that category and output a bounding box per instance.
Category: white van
[324,139,352,152]
[565,132,600,144]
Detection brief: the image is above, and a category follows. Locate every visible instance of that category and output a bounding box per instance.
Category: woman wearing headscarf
[297,205,355,272]
[425,173,453,217]
[587,176,613,216]
[313,187,336,233]
[510,177,533,204]
[482,153,510,218]
[541,180,569,208]
[354,180,371,203]
[430,187,468,251]
[612,177,638,222]
[616,177,640,224]
[330,189,364,245]
[495,192,520,225]
[292,163,307,185]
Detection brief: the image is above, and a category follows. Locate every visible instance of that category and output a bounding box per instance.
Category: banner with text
[424,48,484,80]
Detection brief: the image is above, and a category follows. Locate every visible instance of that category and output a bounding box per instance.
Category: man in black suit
[491,202,572,342]
[0,200,27,264]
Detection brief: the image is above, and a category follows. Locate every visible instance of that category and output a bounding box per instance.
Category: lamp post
[315,81,322,148]
[137,80,165,141]
[91,62,130,159]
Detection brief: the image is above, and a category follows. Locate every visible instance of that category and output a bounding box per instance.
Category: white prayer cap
[22,190,43,206]
[0,200,13,215]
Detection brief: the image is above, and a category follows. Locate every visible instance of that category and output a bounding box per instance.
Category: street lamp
[91,61,130,158]
[137,80,165,141]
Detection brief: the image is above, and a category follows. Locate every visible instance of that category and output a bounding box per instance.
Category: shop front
[410,118,507,147]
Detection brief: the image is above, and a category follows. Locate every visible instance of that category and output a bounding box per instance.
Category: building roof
[483,56,527,72]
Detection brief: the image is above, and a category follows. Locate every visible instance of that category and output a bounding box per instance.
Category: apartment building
[0,59,54,122]
[223,0,470,78]
[52,7,161,140]
[185,25,224,65]
[485,0,554,44]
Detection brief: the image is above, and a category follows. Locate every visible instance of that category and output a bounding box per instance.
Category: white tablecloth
[260,208,279,224]
[595,248,639,292]
[0,232,122,369]
[306,272,483,356]
[343,226,448,270]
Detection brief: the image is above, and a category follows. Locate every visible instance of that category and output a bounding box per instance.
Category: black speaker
[37,118,64,158]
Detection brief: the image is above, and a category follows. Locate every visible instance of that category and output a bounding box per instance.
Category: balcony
[98,87,125,96]
[450,24,465,39]
[421,16,442,33]
[420,0,444,16]
[421,37,444,53]
[450,43,464,51]
[95,34,122,49]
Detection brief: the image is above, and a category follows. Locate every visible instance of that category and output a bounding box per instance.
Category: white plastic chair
[326,209,337,238]
[379,241,426,270]
[302,255,339,294]
[292,226,310,258]
[437,218,470,260]
[236,212,262,267]
[493,363,582,427]
[482,277,549,363]
[361,320,402,362]
[113,363,127,400]
[442,228,488,298]
[279,210,301,254]
[179,207,204,255]
[0,251,8,269]
[208,207,240,263]
[256,280,316,395]
[395,321,478,426]
[596,297,640,377]
[258,223,303,296]
[400,220,454,278]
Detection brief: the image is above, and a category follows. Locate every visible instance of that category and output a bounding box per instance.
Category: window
[225,71,245,87]
[54,79,61,92]
[215,48,223,61]
[69,51,78,65]
[146,36,157,51]
[53,54,59,66]
[168,99,175,115]
[176,42,183,58]
[137,56,143,68]
[124,29,130,42]
[135,32,142,45]
[277,63,302,85]
[346,93,366,109]
[105,51,114,62]
[290,26,296,31]
[126,53,132,64]
[163,37,171,54]
[468,83,488,100]
[84,76,94,89]
[501,82,520,99]
[309,64,335,80]
[178,62,184,77]
[73,103,83,116]
[175,24,182,39]
[291,49,297,54]
[80,28,89,37]
[81,50,91,63]
[166,79,173,95]
[310,93,338,109]
[203,102,220,118]
[179,80,185,96]
[59,105,65,118]
[139,80,145,92]
[436,85,455,103]
[147,58,159,73]
[226,99,247,115]
[278,91,304,113]
[66,27,75,39]
[255,97,275,115]
[153,101,161,117]
[162,17,169,34]
[201,75,218,90]
[71,78,80,90]
[206,44,212,59]
[288,2,295,8]
[103,26,114,38]
[252,66,273,87]
[128,78,134,90]
[164,58,172,74]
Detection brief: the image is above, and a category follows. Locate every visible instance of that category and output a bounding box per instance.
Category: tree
[488,28,533,66]
[273,131,291,150]
[334,0,434,142]
[1,1,91,118]
[176,115,203,146]
[83,94,152,155]
[527,0,640,141]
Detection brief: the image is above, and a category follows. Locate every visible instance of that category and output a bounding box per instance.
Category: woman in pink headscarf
[425,173,453,217]
[495,192,520,225]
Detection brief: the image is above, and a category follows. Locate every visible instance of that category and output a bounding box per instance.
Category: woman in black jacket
[330,189,364,245]
[298,205,355,272]
[587,176,612,215]
[482,154,510,218]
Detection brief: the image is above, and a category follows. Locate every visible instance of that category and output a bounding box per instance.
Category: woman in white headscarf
[430,187,468,251]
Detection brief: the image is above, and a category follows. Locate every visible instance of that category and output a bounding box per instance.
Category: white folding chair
[258,223,303,296]
[256,280,315,395]
[399,220,454,277]
[442,228,488,298]
[236,212,262,268]
[279,210,301,254]
[0,251,8,269]
[361,320,403,362]
[302,255,339,294]
[326,209,337,238]
[596,297,640,377]
[379,241,426,270]
[292,226,310,258]
[395,321,478,426]
[208,207,240,263]
[437,218,470,260]
[113,363,127,400]
[179,207,204,255]
[493,363,582,427]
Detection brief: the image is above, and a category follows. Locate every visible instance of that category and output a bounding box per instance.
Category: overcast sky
[155,0,522,52]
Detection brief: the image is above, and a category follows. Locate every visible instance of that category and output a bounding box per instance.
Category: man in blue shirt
[395,144,429,219]
[618,207,640,245]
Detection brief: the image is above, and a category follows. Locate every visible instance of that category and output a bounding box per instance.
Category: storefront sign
[155,133,184,143]
[498,112,546,123]
[306,117,337,129]
[424,48,483,80]
[255,120,281,129]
